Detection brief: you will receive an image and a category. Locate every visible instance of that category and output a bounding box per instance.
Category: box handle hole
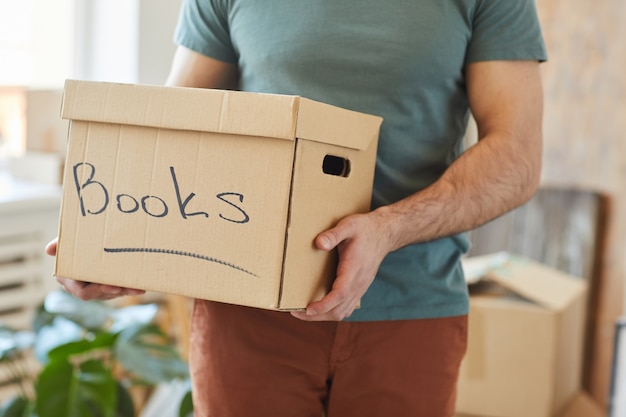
[322,155,351,178]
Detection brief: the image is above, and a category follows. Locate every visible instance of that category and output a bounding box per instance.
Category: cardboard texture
[55,80,381,311]
[456,256,588,417]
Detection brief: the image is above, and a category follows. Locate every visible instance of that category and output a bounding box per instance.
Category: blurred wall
[74,0,183,85]
[536,0,626,407]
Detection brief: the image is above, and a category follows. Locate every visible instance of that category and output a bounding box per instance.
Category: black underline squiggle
[103,247,259,278]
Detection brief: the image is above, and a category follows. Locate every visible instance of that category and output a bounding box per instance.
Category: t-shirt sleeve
[465,0,548,64]
[173,0,238,63]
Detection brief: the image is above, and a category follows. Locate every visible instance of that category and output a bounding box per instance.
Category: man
[48,1,547,416]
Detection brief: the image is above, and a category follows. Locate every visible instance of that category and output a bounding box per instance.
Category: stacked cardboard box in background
[8,89,67,184]
[455,255,604,417]
[0,87,26,160]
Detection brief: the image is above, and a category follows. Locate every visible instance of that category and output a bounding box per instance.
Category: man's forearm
[374,129,542,253]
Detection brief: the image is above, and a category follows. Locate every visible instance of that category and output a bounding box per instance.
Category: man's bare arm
[166,46,239,89]
[378,60,543,250]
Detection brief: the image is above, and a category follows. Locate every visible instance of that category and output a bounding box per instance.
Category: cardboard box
[456,256,588,417]
[0,86,26,157]
[455,391,605,417]
[25,89,68,155]
[56,80,382,310]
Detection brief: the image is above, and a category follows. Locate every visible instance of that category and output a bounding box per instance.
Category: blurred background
[0,1,624,416]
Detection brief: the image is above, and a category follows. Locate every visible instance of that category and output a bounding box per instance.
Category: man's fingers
[290,283,360,321]
[290,299,358,322]
[56,277,144,301]
[45,238,58,256]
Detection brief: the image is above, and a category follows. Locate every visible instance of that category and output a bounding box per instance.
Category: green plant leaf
[114,324,189,384]
[33,317,83,363]
[178,389,193,417]
[47,332,117,363]
[0,396,33,417]
[0,326,34,360]
[36,358,117,417]
[43,290,113,330]
[114,382,134,417]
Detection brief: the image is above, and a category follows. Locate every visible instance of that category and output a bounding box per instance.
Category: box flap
[462,251,510,284]
[296,98,383,150]
[485,257,587,311]
[559,391,605,417]
[60,79,299,140]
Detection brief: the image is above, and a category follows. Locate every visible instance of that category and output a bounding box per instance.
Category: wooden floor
[536,0,626,408]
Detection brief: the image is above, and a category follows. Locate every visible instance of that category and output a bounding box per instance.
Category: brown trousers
[189,300,467,417]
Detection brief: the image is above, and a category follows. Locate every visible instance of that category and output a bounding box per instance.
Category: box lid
[60,80,381,151]
[295,98,381,150]
[484,256,587,311]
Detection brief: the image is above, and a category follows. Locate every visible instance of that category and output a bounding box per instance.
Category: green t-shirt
[174,0,547,321]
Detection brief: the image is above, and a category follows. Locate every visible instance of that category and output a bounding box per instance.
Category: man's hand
[45,238,145,301]
[290,209,394,322]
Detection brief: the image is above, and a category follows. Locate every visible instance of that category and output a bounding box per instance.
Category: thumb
[45,238,58,256]
[315,224,348,251]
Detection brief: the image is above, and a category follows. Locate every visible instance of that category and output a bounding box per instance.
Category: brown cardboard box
[455,391,605,417]
[25,89,68,155]
[456,256,588,417]
[56,80,382,311]
[0,86,26,156]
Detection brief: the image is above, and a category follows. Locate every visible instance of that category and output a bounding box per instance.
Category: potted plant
[0,290,193,417]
